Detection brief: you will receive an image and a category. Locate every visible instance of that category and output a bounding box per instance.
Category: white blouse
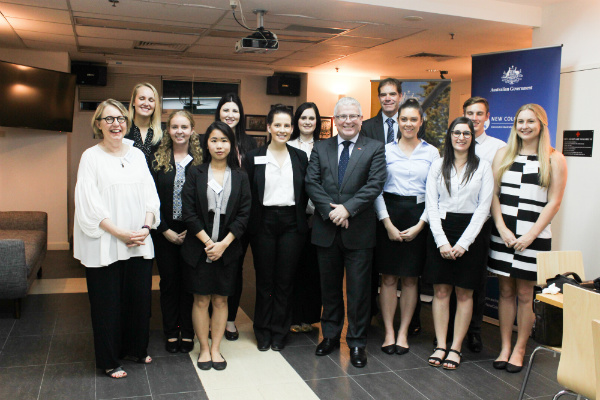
[73,145,160,268]
[425,158,493,251]
[263,149,295,206]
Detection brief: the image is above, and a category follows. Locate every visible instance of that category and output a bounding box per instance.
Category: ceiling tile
[73,12,202,29]
[0,3,71,24]
[347,24,424,39]
[78,36,132,49]
[1,0,68,9]
[325,35,391,48]
[308,43,364,56]
[16,30,75,45]
[22,39,76,52]
[75,26,198,45]
[194,36,238,47]
[6,18,73,35]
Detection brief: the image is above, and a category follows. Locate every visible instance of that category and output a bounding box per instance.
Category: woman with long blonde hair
[487,104,567,373]
[126,82,163,166]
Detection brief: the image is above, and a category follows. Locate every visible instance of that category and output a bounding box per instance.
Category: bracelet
[204,238,213,244]
[141,225,151,231]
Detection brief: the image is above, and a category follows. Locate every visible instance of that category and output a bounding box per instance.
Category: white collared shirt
[288,137,314,158]
[425,158,494,250]
[475,131,506,164]
[337,134,359,161]
[382,111,399,142]
[263,149,295,206]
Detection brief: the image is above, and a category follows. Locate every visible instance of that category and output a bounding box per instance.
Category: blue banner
[471,46,562,146]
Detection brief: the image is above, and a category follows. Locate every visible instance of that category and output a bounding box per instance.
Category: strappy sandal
[443,349,462,370]
[105,366,127,379]
[123,355,152,364]
[428,347,447,367]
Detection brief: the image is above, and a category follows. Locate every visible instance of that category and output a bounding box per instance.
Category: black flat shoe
[506,362,523,373]
[381,344,396,355]
[197,358,212,371]
[315,338,340,356]
[395,345,409,355]
[212,355,227,371]
[493,360,508,370]
[225,328,239,341]
[349,347,367,368]
[180,339,194,353]
[271,343,285,351]
[257,342,270,351]
[165,339,179,353]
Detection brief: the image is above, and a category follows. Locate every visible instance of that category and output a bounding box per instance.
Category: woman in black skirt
[181,121,251,371]
[374,99,439,355]
[424,117,493,370]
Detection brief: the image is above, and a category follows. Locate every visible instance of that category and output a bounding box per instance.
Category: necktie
[338,141,351,185]
[386,118,395,144]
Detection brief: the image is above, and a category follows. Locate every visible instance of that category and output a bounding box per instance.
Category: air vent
[284,25,348,35]
[134,41,188,52]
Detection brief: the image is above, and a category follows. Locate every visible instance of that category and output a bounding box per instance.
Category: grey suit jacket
[360,112,386,143]
[305,134,386,249]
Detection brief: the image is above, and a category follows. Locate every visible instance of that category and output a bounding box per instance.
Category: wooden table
[536,293,564,309]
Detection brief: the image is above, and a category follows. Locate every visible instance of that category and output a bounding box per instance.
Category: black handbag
[532,296,563,346]
[545,272,582,291]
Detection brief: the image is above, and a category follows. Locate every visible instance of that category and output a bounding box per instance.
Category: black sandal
[105,366,127,379]
[428,348,447,367]
[443,349,462,370]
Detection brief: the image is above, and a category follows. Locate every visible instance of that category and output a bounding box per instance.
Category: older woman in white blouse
[74,99,160,379]
[424,117,493,370]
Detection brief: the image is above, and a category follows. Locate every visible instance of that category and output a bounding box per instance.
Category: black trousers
[318,229,373,348]
[228,233,249,323]
[152,224,194,340]
[251,206,305,345]
[448,218,493,336]
[291,219,322,325]
[86,257,152,370]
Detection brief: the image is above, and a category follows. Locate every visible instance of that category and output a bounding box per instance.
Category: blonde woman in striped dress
[487,104,567,373]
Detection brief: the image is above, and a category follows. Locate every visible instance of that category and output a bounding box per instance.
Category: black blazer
[150,152,196,233]
[360,112,386,143]
[180,164,251,267]
[243,145,309,234]
[305,134,386,249]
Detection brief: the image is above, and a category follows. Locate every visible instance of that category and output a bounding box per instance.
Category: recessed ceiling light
[426,69,438,72]
[404,16,423,22]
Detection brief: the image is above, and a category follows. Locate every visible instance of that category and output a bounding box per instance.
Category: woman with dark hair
[150,110,202,354]
[488,104,567,372]
[74,99,160,379]
[214,93,257,340]
[243,105,309,351]
[181,121,251,371]
[424,117,493,370]
[125,83,163,167]
[374,99,440,355]
[287,102,322,334]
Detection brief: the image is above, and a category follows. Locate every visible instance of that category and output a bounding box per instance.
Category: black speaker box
[71,63,107,86]
[267,74,300,96]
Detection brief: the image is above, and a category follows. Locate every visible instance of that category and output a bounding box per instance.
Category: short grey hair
[334,96,362,117]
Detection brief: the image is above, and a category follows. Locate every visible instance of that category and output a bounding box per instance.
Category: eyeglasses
[451,130,472,138]
[334,114,361,122]
[97,116,127,124]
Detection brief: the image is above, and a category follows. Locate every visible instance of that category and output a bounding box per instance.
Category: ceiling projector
[235,28,279,54]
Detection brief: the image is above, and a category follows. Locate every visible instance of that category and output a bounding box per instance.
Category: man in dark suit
[305,97,386,368]
[360,77,403,143]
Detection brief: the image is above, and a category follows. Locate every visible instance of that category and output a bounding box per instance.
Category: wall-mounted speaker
[71,63,107,86]
[267,73,301,96]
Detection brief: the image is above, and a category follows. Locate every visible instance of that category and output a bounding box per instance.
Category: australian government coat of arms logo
[501,66,523,85]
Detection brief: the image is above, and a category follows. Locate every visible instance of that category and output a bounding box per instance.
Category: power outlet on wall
[229,0,239,9]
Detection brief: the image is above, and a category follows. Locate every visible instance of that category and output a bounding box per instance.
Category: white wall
[0,49,70,250]
[532,0,600,278]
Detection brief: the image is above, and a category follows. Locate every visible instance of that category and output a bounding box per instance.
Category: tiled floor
[0,251,569,400]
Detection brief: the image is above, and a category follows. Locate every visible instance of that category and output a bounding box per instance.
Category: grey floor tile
[0,365,45,400]
[329,346,391,375]
[56,293,91,316]
[154,391,209,400]
[0,317,15,337]
[286,330,319,347]
[146,354,203,395]
[353,371,428,400]
[306,376,373,400]
[95,362,151,399]
[47,332,95,364]
[396,367,482,400]
[19,294,63,316]
[10,311,56,336]
[0,335,51,367]
[374,349,429,371]
[54,310,93,334]
[280,345,347,380]
[147,329,176,358]
[438,361,521,400]
[39,361,95,400]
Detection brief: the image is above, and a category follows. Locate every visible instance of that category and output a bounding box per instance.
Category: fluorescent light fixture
[107,59,275,76]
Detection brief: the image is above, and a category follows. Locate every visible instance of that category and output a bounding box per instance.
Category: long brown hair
[441,117,479,195]
[153,110,202,172]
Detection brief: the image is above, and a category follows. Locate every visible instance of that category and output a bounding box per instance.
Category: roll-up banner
[471,46,562,147]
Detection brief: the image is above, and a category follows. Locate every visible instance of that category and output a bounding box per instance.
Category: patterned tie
[386,118,395,143]
[338,141,351,185]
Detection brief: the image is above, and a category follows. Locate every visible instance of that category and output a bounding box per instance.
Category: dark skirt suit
[243,145,309,346]
[150,153,195,340]
[180,164,251,297]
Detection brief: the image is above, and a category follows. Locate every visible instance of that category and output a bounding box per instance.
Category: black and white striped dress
[487,155,551,281]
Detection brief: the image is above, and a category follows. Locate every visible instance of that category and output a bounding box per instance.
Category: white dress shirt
[73,145,161,268]
[288,137,314,158]
[425,158,493,250]
[475,131,506,164]
[374,140,440,221]
[263,149,295,206]
[337,134,359,161]
[382,112,399,142]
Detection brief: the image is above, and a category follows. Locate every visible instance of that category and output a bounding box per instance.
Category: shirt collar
[475,131,488,145]
[337,134,359,146]
[266,148,291,167]
[382,111,398,122]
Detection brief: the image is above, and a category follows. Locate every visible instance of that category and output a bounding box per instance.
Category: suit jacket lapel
[224,169,240,226]
[198,165,210,225]
[376,114,385,142]
[288,146,302,203]
[340,134,367,190]
[326,137,340,187]
[256,146,267,206]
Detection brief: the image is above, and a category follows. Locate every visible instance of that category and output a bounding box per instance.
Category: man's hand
[329,203,350,226]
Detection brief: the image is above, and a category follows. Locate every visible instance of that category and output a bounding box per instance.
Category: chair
[518,251,585,400]
[551,285,600,399]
